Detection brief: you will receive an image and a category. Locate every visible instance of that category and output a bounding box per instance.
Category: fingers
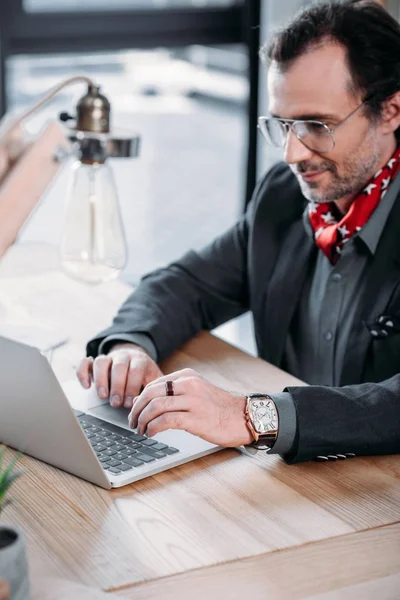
[121,355,148,408]
[145,412,192,438]
[129,380,184,429]
[78,350,169,410]
[76,357,93,389]
[144,368,197,387]
[130,393,189,434]
[109,353,131,407]
[93,355,112,399]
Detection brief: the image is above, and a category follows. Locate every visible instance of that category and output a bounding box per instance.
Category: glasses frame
[258,101,366,153]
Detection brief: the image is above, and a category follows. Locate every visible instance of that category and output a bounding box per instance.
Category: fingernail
[111,394,121,407]
[123,395,133,408]
[98,387,107,399]
[82,379,90,389]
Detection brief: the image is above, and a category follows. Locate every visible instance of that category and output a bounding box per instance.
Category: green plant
[0,446,24,518]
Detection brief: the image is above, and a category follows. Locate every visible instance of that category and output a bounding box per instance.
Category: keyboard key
[93,445,107,453]
[90,427,102,433]
[129,442,142,449]
[80,422,91,429]
[120,437,134,445]
[130,433,147,442]
[108,434,123,441]
[98,456,111,463]
[123,457,145,467]
[124,447,138,455]
[79,415,109,427]
[141,439,158,447]
[103,440,116,448]
[151,442,168,451]
[106,466,121,474]
[104,449,117,457]
[119,463,135,472]
[99,429,113,437]
[135,453,155,463]
[107,459,122,467]
[92,436,106,444]
[114,453,129,461]
[139,447,166,459]
[111,444,125,452]
[164,447,179,455]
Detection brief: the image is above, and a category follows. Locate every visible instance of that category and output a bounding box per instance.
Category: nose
[283,128,314,165]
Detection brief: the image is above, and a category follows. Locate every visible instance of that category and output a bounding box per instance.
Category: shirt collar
[302,172,400,255]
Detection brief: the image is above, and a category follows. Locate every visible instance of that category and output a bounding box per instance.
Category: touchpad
[88,403,132,431]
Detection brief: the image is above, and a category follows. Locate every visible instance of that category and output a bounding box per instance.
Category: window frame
[0,0,260,208]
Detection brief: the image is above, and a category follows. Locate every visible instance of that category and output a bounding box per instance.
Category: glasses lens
[293,121,334,152]
[259,118,287,148]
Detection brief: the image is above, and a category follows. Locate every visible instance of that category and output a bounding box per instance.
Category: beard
[290,133,381,204]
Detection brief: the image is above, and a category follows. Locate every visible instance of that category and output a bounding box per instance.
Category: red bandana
[308,146,400,264]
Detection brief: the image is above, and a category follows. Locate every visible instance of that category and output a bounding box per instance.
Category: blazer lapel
[263,220,316,366]
[341,193,400,385]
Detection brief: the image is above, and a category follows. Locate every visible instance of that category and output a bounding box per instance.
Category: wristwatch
[245,393,279,451]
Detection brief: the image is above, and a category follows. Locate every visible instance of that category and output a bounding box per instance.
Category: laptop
[0,335,221,489]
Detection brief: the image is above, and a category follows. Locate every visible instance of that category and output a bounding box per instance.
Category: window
[23,0,237,12]
[8,46,248,283]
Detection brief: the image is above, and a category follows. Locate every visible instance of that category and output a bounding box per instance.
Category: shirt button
[324,331,333,341]
[331,273,342,282]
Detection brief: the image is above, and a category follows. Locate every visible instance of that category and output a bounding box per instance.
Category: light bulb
[60,160,127,284]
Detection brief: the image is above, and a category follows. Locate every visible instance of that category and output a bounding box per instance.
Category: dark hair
[261,0,400,139]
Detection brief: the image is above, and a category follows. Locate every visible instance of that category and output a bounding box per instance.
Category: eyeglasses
[257,101,366,153]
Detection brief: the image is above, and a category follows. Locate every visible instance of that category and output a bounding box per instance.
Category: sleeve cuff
[268,392,297,457]
[98,333,158,362]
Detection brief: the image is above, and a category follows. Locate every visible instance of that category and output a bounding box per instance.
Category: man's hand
[128,368,253,447]
[76,343,163,409]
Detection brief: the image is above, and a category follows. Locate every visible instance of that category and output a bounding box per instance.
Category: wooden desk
[0,244,399,600]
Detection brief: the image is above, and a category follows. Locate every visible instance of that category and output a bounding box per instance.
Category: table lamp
[0,76,140,284]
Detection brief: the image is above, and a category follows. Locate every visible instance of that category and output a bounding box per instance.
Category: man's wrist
[97,333,158,361]
[244,394,279,451]
[108,342,150,357]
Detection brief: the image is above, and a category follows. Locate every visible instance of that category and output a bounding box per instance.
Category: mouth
[298,170,326,183]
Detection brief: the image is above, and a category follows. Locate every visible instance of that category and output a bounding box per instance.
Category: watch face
[249,398,278,434]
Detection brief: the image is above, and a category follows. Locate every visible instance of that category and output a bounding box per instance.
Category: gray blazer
[88,162,400,463]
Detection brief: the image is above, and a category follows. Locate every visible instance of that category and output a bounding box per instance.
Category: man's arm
[126,370,400,464]
[84,158,278,362]
[283,375,400,463]
[86,214,251,361]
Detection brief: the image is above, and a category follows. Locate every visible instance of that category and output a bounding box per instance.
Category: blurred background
[0,0,398,354]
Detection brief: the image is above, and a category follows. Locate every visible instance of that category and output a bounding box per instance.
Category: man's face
[267,42,386,205]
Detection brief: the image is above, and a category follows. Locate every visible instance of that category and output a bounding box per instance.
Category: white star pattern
[311,149,400,264]
[321,211,336,224]
[364,183,377,195]
[338,225,350,237]
[387,158,396,169]
[308,200,318,214]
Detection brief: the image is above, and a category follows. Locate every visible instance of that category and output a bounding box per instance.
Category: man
[77,0,400,463]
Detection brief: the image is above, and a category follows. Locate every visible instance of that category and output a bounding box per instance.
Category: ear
[379,90,400,135]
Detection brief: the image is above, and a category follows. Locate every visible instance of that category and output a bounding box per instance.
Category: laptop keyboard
[77,413,179,476]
